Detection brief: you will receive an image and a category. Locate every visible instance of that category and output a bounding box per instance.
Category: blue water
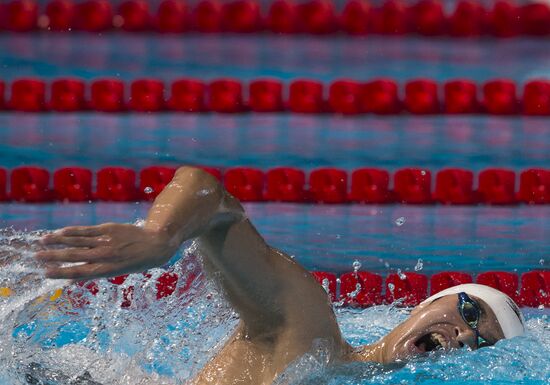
[0,203,548,274]
[1,35,550,81]
[0,29,549,385]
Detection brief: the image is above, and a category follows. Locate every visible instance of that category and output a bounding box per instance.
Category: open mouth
[414,332,448,353]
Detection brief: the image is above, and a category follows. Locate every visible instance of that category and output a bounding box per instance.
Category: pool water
[1,16,549,385]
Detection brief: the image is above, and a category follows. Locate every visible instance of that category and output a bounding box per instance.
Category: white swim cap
[421,283,525,339]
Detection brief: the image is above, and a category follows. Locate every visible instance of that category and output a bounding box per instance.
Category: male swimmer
[35,167,525,385]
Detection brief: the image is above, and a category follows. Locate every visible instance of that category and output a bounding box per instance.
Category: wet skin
[36,167,506,385]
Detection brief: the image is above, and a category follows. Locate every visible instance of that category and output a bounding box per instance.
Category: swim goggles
[457,292,491,348]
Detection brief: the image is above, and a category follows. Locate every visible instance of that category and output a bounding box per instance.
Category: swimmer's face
[376,294,505,363]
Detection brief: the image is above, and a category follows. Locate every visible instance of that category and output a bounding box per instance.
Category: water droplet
[397,268,406,280]
[143,186,153,194]
[388,283,395,293]
[538,305,545,310]
[414,258,424,271]
[540,259,545,266]
[352,260,361,272]
[420,170,426,176]
[395,217,406,226]
[321,278,330,293]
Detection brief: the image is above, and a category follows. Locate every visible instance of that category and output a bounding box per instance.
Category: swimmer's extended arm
[38,167,339,338]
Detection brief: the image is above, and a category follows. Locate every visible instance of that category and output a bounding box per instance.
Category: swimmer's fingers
[41,235,104,248]
[35,247,111,263]
[45,262,127,280]
[53,225,109,238]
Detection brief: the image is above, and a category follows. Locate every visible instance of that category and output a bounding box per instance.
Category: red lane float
[385,272,428,306]
[193,0,222,33]
[0,168,7,202]
[115,0,150,32]
[1,0,38,32]
[222,0,261,33]
[449,0,486,37]
[340,271,383,307]
[309,168,348,204]
[53,167,93,202]
[519,271,549,307]
[265,167,306,202]
[523,80,550,116]
[476,271,519,302]
[0,80,4,110]
[249,79,284,112]
[430,272,473,295]
[44,0,75,31]
[405,79,439,114]
[394,168,432,204]
[483,79,518,115]
[9,78,46,112]
[50,78,86,112]
[362,79,401,114]
[129,79,165,112]
[372,0,407,35]
[267,0,297,34]
[311,271,337,301]
[298,0,337,35]
[288,80,325,114]
[477,168,516,205]
[520,2,550,36]
[349,168,391,204]
[444,80,478,114]
[96,167,138,201]
[340,0,370,35]
[10,167,51,202]
[489,0,519,38]
[329,80,362,115]
[168,78,205,112]
[434,168,476,205]
[90,79,125,112]
[518,169,550,205]
[224,167,264,202]
[409,0,445,36]
[139,166,177,200]
[155,0,189,33]
[208,79,244,113]
[75,0,113,32]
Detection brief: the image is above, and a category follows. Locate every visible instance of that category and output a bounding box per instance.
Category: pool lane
[1,203,548,274]
[1,35,550,81]
[0,114,547,171]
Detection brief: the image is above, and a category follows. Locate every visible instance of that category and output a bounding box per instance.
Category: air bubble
[143,186,154,194]
[414,259,424,271]
[395,217,406,226]
[352,260,361,272]
[388,283,395,294]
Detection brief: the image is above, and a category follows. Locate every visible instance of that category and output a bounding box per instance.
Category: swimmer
[36,167,525,385]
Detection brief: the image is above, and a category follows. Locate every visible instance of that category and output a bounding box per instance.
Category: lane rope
[0,166,549,205]
[2,77,550,115]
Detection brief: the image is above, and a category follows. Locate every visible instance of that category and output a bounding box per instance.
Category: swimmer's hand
[35,224,176,280]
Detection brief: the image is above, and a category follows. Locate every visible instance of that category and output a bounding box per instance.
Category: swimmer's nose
[455,327,477,349]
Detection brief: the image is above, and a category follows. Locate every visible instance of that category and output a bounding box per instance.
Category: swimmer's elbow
[175,166,245,217]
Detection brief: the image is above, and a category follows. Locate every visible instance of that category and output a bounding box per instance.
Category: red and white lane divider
[2,270,546,308]
[1,166,549,205]
[2,77,550,115]
[1,0,550,37]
